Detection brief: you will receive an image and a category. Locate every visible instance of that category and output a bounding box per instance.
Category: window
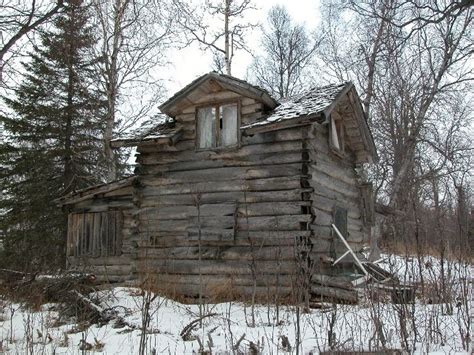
[67,211,123,257]
[333,206,348,238]
[359,183,375,225]
[196,103,239,149]
[330,115,345,153]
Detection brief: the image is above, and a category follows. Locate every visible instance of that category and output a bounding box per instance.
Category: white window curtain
[220,104,238,146]
[197,107,216,148]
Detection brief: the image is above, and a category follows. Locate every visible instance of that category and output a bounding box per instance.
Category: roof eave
[55,176,135,206]
[110,127,183,148]
[159,72,279,117]
[241,112,324,135]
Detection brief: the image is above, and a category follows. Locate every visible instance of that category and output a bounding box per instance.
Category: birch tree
[248,5,318,100]
[172,0,256,75]
[92,0,172,181]
[318,0,473,210]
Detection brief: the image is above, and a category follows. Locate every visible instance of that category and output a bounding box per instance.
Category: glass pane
[219,104,238,146]
[197,107,216,148]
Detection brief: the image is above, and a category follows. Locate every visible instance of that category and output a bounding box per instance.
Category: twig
[233,333,246,350]
[180,312,218,340]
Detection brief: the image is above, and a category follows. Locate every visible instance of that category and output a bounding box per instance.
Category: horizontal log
[145,274,296,289]
[69,256,133,266]
[138,280,294,301]
[137,140,304,165]
[139,189,312,206]
[136,126,304,154]
[136,245,298,261]
[187,227,235,241]
[241,102,263,115]
[309,159,357,187]
[311,195,361,219]
[137,230,310,247]
[69,264,133,275]
[137,163,303,183]
[137,152,305,172]
[310,285,358,303]
[135,259,300,275]
[175,112,195,122]
[140,175,304,193]
[242,126,305,145]
[138,214,311,232]
[241,112,265,125]
[310,169,360,198]
[137,201,310,220]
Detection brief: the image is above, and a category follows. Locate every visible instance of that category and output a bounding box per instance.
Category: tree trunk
[224,0,231,75]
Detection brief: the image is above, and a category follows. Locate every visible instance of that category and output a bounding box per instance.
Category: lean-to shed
[58,72,379,303]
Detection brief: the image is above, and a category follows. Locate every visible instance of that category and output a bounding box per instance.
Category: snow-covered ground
[0,254,472,354]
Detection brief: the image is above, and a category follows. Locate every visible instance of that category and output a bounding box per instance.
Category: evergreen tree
[0,1,106,271]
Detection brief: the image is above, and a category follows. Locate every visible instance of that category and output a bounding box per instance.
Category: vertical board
[67,211,123,258]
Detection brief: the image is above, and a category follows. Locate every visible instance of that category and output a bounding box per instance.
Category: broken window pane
[220,103,238,146]
[197,106,216,148]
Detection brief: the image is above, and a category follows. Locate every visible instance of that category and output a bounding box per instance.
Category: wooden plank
[137,245,297,261]
[138,214,310,233]
[311,195,361,219]
[241,102,263,115]
[137,201,309,220]
[137,203,236,219]
[137,230,309,247]
[135,259,299,275]
[310,169,360,199]
[137,152,305,171]
[139,189,311,206]
[147,274,295,289]
[137,140,304,165]
[140,175,304,193]
[137,163,303,183]
[187,228,235,241]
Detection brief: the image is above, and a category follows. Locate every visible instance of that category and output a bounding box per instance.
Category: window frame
[329,114,346,157]
[67,210,123,258]
[195,99,241,151]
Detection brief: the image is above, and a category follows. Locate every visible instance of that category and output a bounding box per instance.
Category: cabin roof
[111,115,181,148]
[111,74,377,162]
[241,82,349,133]
[159,72,279,117]
[55,176,135,206]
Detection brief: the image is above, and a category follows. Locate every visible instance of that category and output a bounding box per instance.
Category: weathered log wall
[64,88,371,303]
[130,91,310,300]
[306,122,370,271]
[66,184,135,283]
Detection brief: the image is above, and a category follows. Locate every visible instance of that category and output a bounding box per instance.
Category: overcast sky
[162,0,322,95]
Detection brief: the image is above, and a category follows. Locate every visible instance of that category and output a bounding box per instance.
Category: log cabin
[57,72,379,304]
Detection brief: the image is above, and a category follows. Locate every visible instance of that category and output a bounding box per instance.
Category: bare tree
[248,5,318,100]
[318,0,473,211]
[92,0,172,181]
[0,0,65,82]
[172,0,256,75]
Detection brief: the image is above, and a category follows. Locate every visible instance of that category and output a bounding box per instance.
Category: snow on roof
[241,82,349,131]
[111,81,350,146]
[110,114,179,147]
